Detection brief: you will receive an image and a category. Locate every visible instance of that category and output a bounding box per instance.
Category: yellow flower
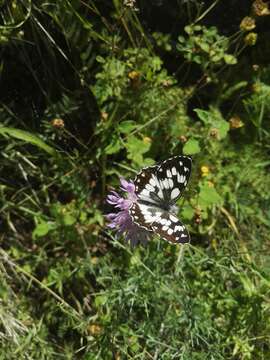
[91,257,99,265]
[244,32,258,46]
[201,166,210,177]
[240,17,256,31]
[88,324,102,335]
[128,70,140,80]
[143,136,152,144]
[51,118,65,128]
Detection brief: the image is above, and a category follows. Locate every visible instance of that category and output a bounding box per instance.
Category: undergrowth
[0,0,270,359]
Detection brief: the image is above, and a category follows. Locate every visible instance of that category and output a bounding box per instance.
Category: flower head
[106,178,151,246]
[201,165,210,177]
[244,32,258,46]
[240,17,256,31]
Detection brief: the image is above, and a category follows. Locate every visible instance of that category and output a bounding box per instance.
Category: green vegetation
[0,0,270,358]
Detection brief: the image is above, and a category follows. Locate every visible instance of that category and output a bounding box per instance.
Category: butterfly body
[129,156,192,244]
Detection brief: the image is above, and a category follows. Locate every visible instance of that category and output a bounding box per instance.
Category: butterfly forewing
[134,165,163,206]
[156,156,192,204]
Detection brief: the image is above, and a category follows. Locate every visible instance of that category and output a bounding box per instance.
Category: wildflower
[51,118,65,128]
[128,70,140,80]
[91,257,99,265]
[209,128,219,139]
[240,17,256,31]
[128,71,141,89]
[179,135,187,143]
[106,178,151,246]
[88,324,102,336]
[162,79,172,87]
[201,165,210,177]
[229,116,244,129]
[124,0,139,10]
[143,136,152,144]
[244,32,258,46]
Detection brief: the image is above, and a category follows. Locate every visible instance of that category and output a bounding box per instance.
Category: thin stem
[174,245,186,276]
[0,249,82,321]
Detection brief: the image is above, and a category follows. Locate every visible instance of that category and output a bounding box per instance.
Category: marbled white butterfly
[129,156,192,244]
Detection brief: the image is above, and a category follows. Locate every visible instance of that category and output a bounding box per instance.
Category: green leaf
[118,120,137,134]
[224,54,237,65]
[141,157,155,166]
[0,127,57,156]
[32,221,55,239]
[105,135,122,154]
[194,109,211,125]
[62,213,76,226]
[125,136,151,165]
[95,294,108,307]
[198,183,223,209]
[216,120,230,139]
[181,205,194,220]
[183,139,201,155]
[194,108,230,139]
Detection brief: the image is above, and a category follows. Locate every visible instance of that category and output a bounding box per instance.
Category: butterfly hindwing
[129,202,156,232]
[151,212,190,244]
[130,202,190,244]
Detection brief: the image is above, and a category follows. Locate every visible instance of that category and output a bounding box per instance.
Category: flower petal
[120,178,135,193]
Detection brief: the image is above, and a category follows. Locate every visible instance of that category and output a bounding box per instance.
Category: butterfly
[129,156,192,244]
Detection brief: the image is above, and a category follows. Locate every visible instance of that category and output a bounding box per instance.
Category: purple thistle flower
[106,178,151,246]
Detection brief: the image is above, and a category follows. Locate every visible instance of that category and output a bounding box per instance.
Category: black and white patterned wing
[130,202,190,244]
[151,212,190,244]
[133,165,163,206]
[156,156,192,204]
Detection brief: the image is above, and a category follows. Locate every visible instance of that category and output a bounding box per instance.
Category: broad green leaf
[62,213,76,226]
[216,120,230,139]
[95,294,107,307]
[141,157,155,166]
[125,135,151,165]
[194,108,230,139]
[118,120,137,134]
[198,183,223,209]
[224,54,237,65]
[181,204,194,220]
[194,109,211,125]
[183,139,201,155]
[0,127,57,156]
[105,135,122,154]
[32,221,55,239]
